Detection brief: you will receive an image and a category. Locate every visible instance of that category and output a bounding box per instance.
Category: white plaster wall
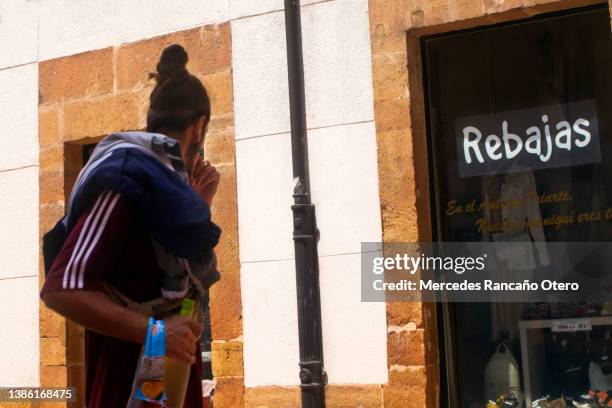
[230,0,286,21]
[38,0,231,61]
[0,61,40,385]
[319,253,387,384]
[229,0,330,20]
[0,166,39,280]
[302,0,374,129]
[307,122,382,256]
[235,133,295,263]
[0,0,38,69]
[0,276,40,386]
[232,11,290,140]
[241,259,300,387]
[0,64,39,170]
[37,0,122,61]
[119,0,229,45]
[302,0,386,385]
[233,0,387,386]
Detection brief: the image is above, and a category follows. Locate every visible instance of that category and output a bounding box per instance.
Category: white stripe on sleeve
[62,190,109,289]
[77,191,122,289]
[68,190,113,289]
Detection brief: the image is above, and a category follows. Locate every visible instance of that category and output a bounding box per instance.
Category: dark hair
[146,44,211,133]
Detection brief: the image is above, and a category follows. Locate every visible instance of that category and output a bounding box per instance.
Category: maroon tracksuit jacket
[41,189,203,408]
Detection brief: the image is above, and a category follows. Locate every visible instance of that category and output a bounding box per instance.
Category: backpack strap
[187,248,220,294]
[103,283,189,318]
[181,257,206,296]
[103,242,219,318]
[42,219,69,278]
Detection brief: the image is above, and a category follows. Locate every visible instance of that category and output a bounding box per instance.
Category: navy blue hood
[42,131,221,275]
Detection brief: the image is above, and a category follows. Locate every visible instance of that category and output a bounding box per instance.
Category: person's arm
[43,290,201,363]
[41,189,201,363]
[43,290,149,344]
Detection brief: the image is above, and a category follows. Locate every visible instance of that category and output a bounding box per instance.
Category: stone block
[374,98,411,133]
[40,337,66,366]
[39,145,64,173]
[372,53,409,101]
[200,70,234,117]
[214,377,245,408]
[197,23,232,75]
[212,340,244,377]
[39,305,65,340]
[39,49,113,104]
[387,329,426,366]
[204,127,236,165]
[40,170,64,204]
[63,93,140,140]
[40,365,68,387]
[387,302,423,327]
[39,108,61,147]
[244,386,300,408]
[115,28,200,91]
[325,385,383,408]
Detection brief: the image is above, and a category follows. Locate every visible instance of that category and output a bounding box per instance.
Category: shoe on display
[570,393,598,408]
[533,395,551,408]
[503,394,520,407]
[548,396,568,408]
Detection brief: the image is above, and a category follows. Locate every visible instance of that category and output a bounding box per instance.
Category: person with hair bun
[148,44,219,204]
[40,44,221,408]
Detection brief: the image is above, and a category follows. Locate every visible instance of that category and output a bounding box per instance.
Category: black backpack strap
[42,219,68,277]
[103,283,188,318]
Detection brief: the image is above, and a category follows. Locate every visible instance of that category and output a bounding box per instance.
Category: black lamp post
[284,1,327,406]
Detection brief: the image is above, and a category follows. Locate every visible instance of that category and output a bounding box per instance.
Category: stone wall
[18,1,612,408]
[367,0,608,406]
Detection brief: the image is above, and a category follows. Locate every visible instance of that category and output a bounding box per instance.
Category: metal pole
[284,1,327,406]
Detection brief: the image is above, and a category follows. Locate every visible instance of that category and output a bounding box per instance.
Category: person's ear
[197,115,209,144]
[190,116,203,145]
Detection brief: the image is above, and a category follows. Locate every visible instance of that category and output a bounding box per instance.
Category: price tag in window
[551,319,592,332]
[201,351,212,362]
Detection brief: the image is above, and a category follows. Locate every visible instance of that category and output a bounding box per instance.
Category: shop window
[422,5,612,407]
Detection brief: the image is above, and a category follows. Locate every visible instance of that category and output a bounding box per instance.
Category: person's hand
[190,155,220,207]
[164,315,203,364]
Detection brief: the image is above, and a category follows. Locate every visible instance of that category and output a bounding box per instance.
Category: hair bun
[155,44,189,82]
